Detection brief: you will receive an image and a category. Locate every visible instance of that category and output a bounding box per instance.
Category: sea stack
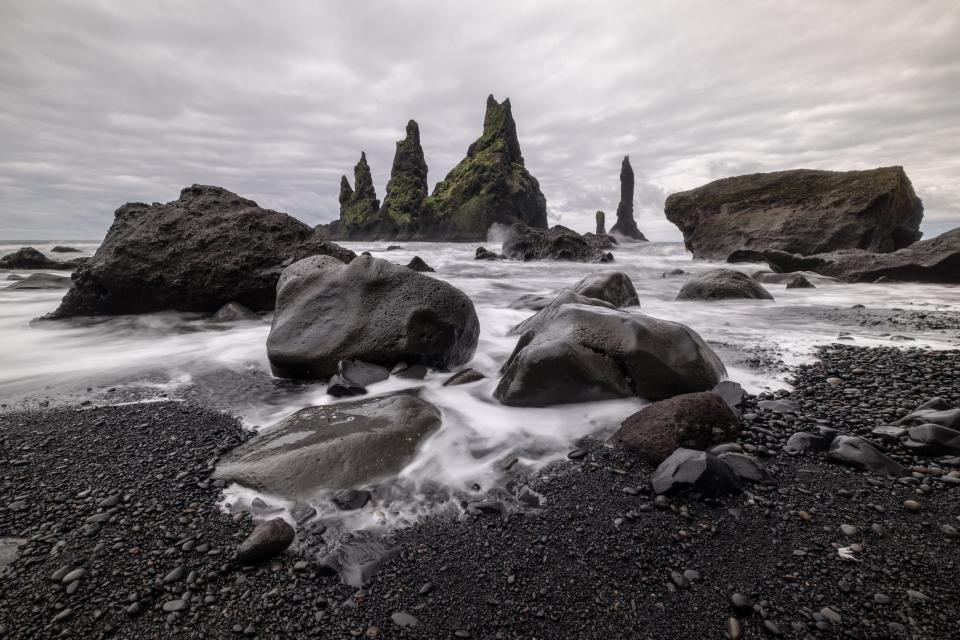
[337,152,381,238]
[596,211,605,235]
[381,120,429,228]
[609,155,647,241]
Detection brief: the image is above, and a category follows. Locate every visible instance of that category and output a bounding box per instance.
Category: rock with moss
[665,166,924,260]
[333,153,381,238]
[382,120,429,227]
[609,156,647,241]
[419,95,547,240]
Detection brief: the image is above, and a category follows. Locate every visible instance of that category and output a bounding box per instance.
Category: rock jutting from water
[595,210,606,235]
[509,270,639,312]
[500,224,614,262]
[0,247,84,271]
[47,185,355,318]
[664,166,924,261]
[675,269,775,301]
[608,155,647,241]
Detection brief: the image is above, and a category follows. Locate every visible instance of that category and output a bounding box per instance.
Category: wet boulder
[210,302,260,322]
[495,305,725,407]
[49,185,355,318]
[676,269,774,301]
[508,270,638,311]
[267,255,478,379]
[443,368,486,386]
[327,360,390,398]
[508,291,616,336]
[406,256,434,272]
[214,391,441,501]
[475,246,503,260]
[612,392,741,464]
[825,435,907,478]
[501,224,614,262]
[785,274,815,289]
[650,448,742,498]
[237,518,295,564]
[711,380,747,416]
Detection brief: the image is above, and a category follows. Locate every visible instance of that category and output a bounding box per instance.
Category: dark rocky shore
[2,345,958,639]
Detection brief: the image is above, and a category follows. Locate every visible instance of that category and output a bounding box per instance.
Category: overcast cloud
[1,0,958,241]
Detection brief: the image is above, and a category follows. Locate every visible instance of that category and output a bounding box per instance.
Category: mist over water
[2,240,959,534]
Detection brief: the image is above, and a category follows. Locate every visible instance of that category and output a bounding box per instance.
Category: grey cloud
[1,0,958,241]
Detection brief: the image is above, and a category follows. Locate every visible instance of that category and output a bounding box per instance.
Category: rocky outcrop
[328,153,381,239]
[0,247,76,270]
[48,185,355,318]
[495,305,725,407]
[509,271,639,311]
[4,273,73,290]
[214,391,441,500]
[595,211,605,235]
[609,156,647,241]
[382,120,429,227]
[501,224,613,262]
[676,269,774,301]
[665,167,924,260]
[267,255,479,379]
[475,247,503,260]
[762,227,960,283]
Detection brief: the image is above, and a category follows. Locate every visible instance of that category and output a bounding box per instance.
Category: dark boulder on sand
[613,392,741,464]
[0,247,75,271]
[665,166,923,260]
[267,255,478,379]
[495,305,725,407]
[676,269,774,301]
[650,448,742,498]
[609,156,647,241]
[763,227,960,283]
[501,224,614,262]
[214,391,441,501]
[48,185,355,318]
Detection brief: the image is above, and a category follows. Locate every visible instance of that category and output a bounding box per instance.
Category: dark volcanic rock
[316,537,402,588]
[902,424,960,456]
[612,392,741,464]
[609,156,647,241]
[763,227,960,283]
[785,274,815,289]
[443,368,486,386]
[716,452,775,484]
[0,247,73,270]
[676,269,774,301]
[495,305,725,407]
[509,270,637,311]
[381,120,429,229]
[650,448,742,498]
[419,95,547,240]
[825,435,907,478]
[508,290,616,336]
[267,255,479,379]
[712,380,747,416]
[50,245,82,253]
[214,392,441,500]
[335,152,381,237]
[210,301,260,322]
[501,224,614,262]
[475,246,503,260]
[595,210,605,235]
[236,518,295,564]
[406,256,435,272]
[327,360,390,397]
[664,166,924,260]
[48,185,355,317]
[4,273,73,290]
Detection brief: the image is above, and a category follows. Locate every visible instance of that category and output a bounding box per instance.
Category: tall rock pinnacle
[610,155,647,241]
[382,120,429,225]
[339,152,380,228]
[595,211,606,235]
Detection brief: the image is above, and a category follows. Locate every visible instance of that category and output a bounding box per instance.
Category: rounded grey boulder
[267,254,479,379]
[676,269,774,301]
[237,518,295,564]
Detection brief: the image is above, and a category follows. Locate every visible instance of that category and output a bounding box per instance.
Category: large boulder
[664,167,923,260]
[48,185,355,318]
[612,392,741,464]
[501,224,614,262]
[0,247,74,270]
[508,290,616,336]
[214,392,441,501]
[267,255,479,379]
[763,228,960,283]
[676,269,774,301]
[418,95,547,240]
[509,270,639,310]
[609,156,647,241]
[495,305,725,407]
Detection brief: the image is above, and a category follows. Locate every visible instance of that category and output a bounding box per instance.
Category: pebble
[903,499,922,511]
[162,599,188,613]
[730,592,753,615]
[61,568,87,584]
[839,524,858,537]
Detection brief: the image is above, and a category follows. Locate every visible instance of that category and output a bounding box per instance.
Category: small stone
[874,593,892,604]
[820,607,841,625]
[163,566,187,584]
[391,611,418,628]
[237,518,295,563]
[162,599,188,613]
[61,568,87,584]
[839,524,858,537]
[730,593,753,615]
[726,616,741,640]
[798,511,812,522]
[902,500,921,511]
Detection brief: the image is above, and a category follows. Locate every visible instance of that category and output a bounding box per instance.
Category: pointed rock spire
[339,152,380,227]
[382,120,429,224]
[610,155,647,241]
[596,211,606,235]
[466,94,523,164]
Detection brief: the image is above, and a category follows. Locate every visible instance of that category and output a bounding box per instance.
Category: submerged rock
[785,274,815,289]
[762,227,960,283]
[676,269,774,301]
[51,246,82,253]
[406,256,435,272]
[214,391,441,500]
[4,273,73,290]
[236,518,295,564]
[496,305,725,407]
[650,448,742,498]
[0,247,74,271]
[48,185,355,318]
[664,166,924,260]
[475,246,503,261]
[501,224,614,262]
[613,392,741,464]
[210,302,260,322]
[443,368,486,386]
[267,255,478,379]
[609,156,647,241]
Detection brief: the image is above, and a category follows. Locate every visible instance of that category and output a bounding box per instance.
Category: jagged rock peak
[610,155,647,240]
[382,120,429,224]
[466,94,523,164]
[339,152,380,226]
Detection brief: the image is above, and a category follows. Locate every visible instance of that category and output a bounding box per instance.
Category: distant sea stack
[318,95,548,242]
[595,211,605,235]
[609,156,647,241]
[664,166,924,261]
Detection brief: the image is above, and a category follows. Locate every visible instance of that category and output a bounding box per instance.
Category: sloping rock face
[664,167,924,260]
[676,269,775,301]
[267,255,479,379]
[762,227,960,283]
[609,156,647,240]
[495,305,725,407]
[419,95,547,240]
[214,392,441,500]
[49,185,355,318]
[501,224,613,262]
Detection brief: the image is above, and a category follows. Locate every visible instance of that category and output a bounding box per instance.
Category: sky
[1,0,959,241]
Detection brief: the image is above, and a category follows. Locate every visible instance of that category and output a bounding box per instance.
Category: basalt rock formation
[0,247,80,271]
[595,211,605,235]
[664,166,924,260]
[501,224,613,262]
[323,153,382,240]
[382,120,429,228]
[609,156,647,241]
[49,185,355,318]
